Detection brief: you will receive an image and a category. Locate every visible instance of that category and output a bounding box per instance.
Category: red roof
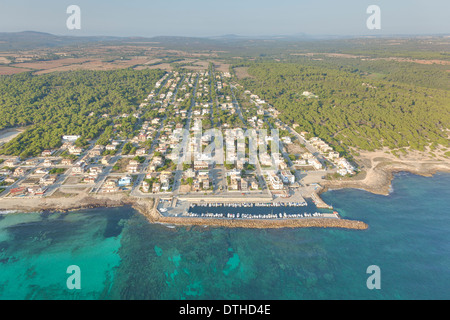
[10,187,26,193]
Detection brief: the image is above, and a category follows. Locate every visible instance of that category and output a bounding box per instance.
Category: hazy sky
[0,0,449,37]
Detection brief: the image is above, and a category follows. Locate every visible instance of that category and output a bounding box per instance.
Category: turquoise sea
[0,172,449,300]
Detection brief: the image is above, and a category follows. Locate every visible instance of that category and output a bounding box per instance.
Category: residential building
[27,186,47,196]
[61,158,73,166]
[13,167,25,176]
[24,159,39,166]
[9,187,26,197]
[193,160,209,170]
[279,170,295,184]
[118,175,132,187]
[72,162,86,174]
[105,144,116,151]
[43,159,53,167]
[40,174,57,186]
[141,180,149,193]
[267,173,283,190]
[89,166,102,176]
[62,135,81,142]
[136,148,147,156]
[68,145,83,155]
[4,158,19,167]
[98,156,109,165]
[41,150,53,157]
[35,168,50,175]
[102,179,119,193]
[308,158,323,170]
[83,176,96,184]
[152,182,161,193]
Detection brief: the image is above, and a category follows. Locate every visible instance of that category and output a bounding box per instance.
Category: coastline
[0,193,368,230]
[3,159,450,230]
[320,154,450,196]
[0,193,136,214]
[132,198,369,230]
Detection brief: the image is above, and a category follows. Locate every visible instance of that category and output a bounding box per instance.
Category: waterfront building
[118,175,132,187]
[102,179,119,193]
[279,170,295,184]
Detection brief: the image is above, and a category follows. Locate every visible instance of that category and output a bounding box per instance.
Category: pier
[154,183,338,223]
[310,192,333,209]
[181,211,338,220]
[134,198,368,230]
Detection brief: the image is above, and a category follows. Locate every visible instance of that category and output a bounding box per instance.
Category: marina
[155,188,340,222]
[189,201,307,208]
[181,211,338,219]
[154,195,339,221]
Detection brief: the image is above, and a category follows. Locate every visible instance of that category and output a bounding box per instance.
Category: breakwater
[134,198,368,230]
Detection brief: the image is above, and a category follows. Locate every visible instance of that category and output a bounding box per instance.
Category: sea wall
[0,194,368,230]
[133,198,368,230]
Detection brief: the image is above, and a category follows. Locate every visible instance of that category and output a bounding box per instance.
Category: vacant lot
[286,142,306,156]
[112,158,129,173]
[134,63,173,71]
[64,176,82,185]
[211,61,231,73]
[34,57,152,74]
[11,58,90,70]
[234,66,252,79]
[0,66,32,75]
[0,57,11,64]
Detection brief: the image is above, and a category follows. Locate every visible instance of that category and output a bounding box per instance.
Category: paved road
[172,74,199,196]
[230,84,270,194]
[130,72,183,197]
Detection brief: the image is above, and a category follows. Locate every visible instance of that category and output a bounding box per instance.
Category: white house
[62,135,81,142]
[118,175,132,187]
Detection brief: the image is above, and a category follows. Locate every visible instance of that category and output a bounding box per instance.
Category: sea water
[0,172,449,299]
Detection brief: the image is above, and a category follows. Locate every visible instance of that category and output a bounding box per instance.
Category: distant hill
[0,31,233,51]
[0,31,121,50]
[0,31,448,62]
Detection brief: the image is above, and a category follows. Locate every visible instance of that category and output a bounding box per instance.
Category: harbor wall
[133,198,368,230]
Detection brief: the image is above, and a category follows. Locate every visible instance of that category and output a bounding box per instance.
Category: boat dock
[310,192,333,209]
[181,211,339,220]
[156,185,336,220]
[189,201,307,208]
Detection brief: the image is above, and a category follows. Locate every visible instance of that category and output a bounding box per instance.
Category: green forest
[0,69,165,158]
[236,61,450,156]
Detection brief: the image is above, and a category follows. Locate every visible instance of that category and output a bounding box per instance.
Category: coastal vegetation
[0,69,165,157]
[236,61,450,156]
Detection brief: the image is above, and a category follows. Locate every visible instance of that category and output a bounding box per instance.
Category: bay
[0,172,449,299]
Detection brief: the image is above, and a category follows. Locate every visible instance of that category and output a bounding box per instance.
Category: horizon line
[4,30,450,40]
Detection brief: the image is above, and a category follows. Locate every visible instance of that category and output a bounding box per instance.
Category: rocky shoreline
[0,194,136,214]
[0,194,368,230]
[321,159,450,196]
[2,162,450,229]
